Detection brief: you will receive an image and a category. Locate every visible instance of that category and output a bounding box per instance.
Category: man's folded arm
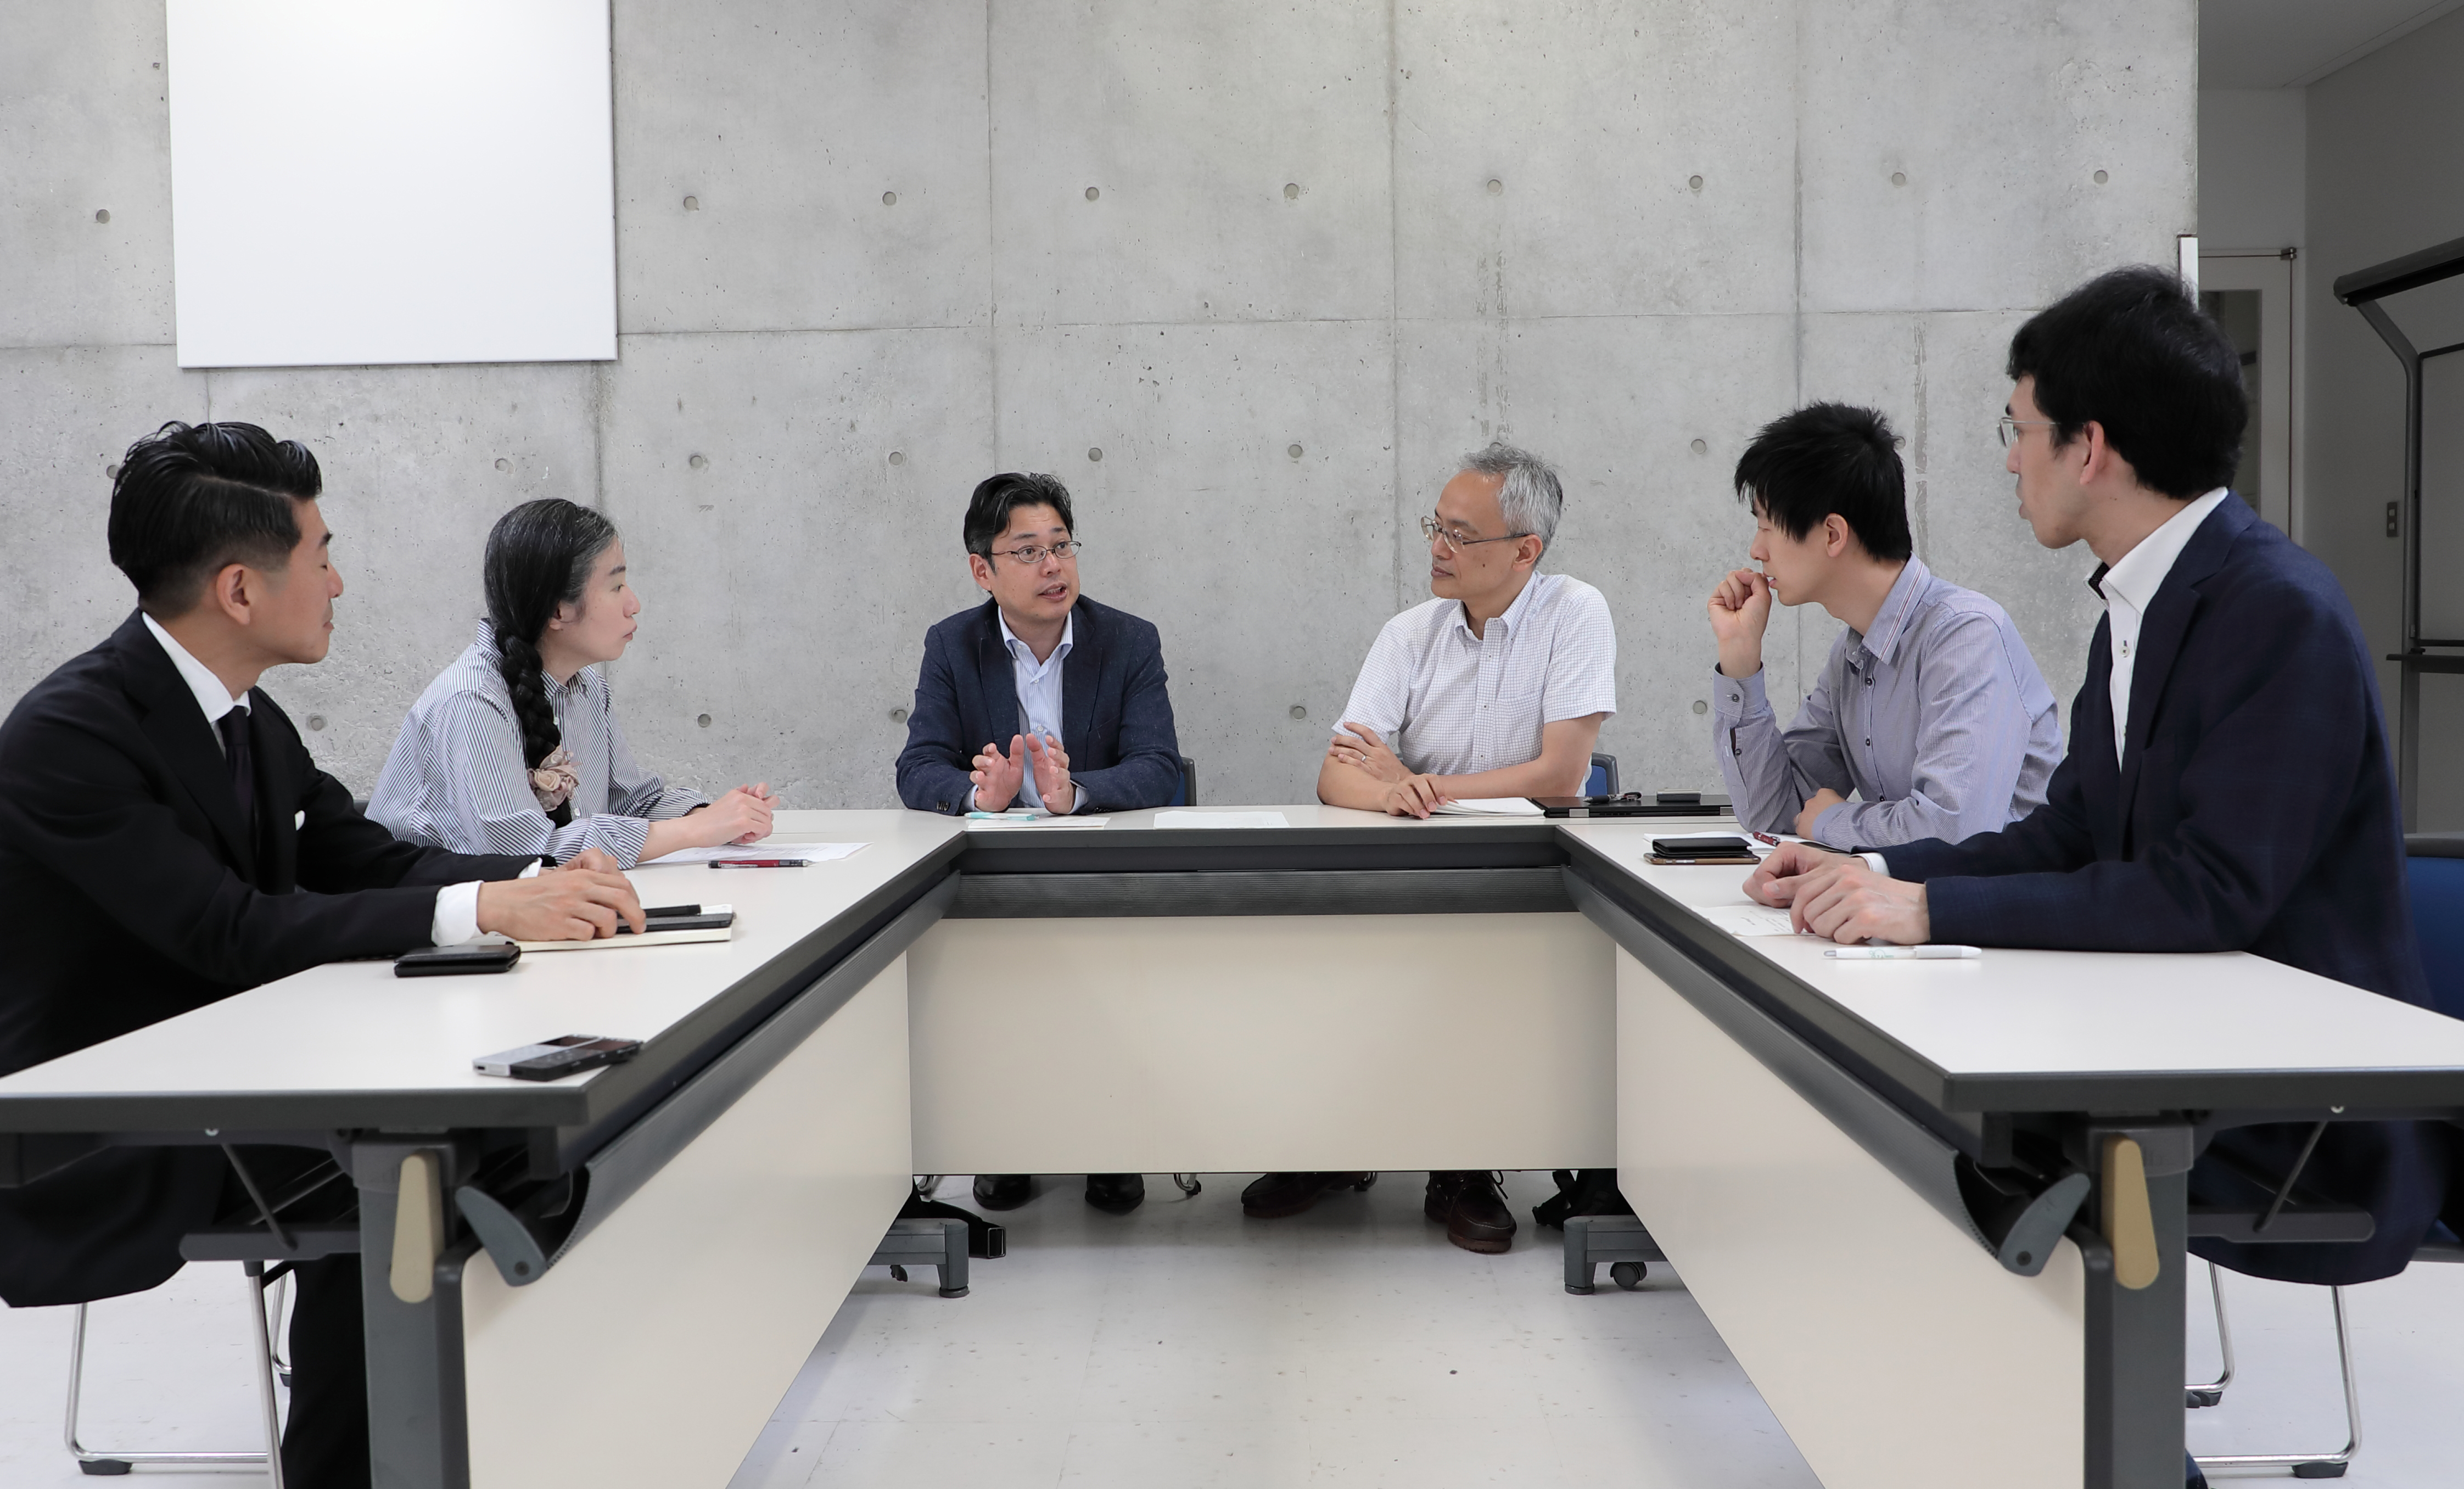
[1893,606,2367,951]
[0,720,469,986]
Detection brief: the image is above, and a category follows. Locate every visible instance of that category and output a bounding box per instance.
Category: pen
[1824,945,1983,960]
[708,859,812,869]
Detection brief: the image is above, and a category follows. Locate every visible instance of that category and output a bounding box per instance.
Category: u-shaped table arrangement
[7,805,2463,1489]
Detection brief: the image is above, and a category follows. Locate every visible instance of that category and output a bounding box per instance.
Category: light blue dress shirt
[1711,558,2062,849]
[976,610,1084,813]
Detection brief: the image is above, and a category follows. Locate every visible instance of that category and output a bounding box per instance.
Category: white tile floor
[3,1174,2462,1486]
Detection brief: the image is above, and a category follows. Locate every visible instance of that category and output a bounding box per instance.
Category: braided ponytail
[482,499,619,826]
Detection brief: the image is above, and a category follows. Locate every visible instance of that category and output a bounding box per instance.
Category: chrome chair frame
[64,1260,288,1482]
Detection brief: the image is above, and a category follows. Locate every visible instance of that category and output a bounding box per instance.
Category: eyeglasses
[1418,515,1530,555]
[1995,416,2059,449]
[988,540,1085,566]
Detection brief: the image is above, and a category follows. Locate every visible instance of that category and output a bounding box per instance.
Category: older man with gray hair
[1250,441,1616,1254]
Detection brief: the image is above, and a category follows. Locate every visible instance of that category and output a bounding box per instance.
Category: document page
[643,842,866,865]
[1697,903,1806,937]
[1427,797,1545,818]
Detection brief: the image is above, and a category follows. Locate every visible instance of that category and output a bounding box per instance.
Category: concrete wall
[2,1,2193,808]
[2303,7,2464,830]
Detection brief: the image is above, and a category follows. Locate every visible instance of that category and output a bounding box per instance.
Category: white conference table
[6,805,2464,1489]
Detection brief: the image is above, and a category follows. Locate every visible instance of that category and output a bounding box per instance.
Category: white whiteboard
[167,0,616,368]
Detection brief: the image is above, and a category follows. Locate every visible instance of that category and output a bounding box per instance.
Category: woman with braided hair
[369,498,774,865]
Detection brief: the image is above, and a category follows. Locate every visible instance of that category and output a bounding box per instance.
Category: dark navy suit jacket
[0,613,533,1306]
[895,596,1181,815]
[1881,495,2443,1284]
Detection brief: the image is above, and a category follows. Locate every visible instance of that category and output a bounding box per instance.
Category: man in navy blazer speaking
[894,471,1182,1215]
[1746,267,2442,1291]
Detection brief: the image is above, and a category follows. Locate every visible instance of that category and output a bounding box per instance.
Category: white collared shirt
[140,613,513,944]
[976,609,1085,813]
[1337,571,1617,776]
[2097,488,2232,768]
[141,612,248,745]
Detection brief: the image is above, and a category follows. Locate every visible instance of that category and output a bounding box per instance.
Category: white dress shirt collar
[996,608,1074,679]
[141,612,250,726]
[2099,488,2232,619]
[1449,569,1543,642]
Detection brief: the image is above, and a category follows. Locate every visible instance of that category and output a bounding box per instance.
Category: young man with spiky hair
[1705,402,2062,848]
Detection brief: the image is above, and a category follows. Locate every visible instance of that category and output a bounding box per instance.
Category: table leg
[2083,1165,2187,1489]
[354,1139,471,1489]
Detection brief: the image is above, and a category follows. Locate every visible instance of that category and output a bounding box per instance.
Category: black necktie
[217,709,255,831]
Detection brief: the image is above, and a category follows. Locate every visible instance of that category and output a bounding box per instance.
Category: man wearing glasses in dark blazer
[894,471,1183,1217]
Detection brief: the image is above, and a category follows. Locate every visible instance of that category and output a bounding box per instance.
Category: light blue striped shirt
[1711,558,2062,849]
[369,623,706,866]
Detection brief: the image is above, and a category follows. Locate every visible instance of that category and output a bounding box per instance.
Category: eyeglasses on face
[1418,514,1530,555]
[1995,416,2059,449]
[988,539,1085,566]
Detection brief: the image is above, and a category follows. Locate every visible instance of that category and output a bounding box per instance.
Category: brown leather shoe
[1242,1171,1375,1219]
[1427,1171,1515,1253]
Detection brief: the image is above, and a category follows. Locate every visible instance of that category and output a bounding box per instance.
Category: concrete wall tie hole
[1085,186,1100,201]
[888,451,905,465]
[1688,175,1704,191]
[882,191,897,206]
[1890,171,1907,187]
[688,453,708,469]
[1485,178,1503,195]
[94,209,111,223]
[682,195,699,211]
[494,457,510,472]
[307,714,327,731]
[1284,182,1300,200]
[2093,170,2109,184]
[1287,444,1303,458]
[1087,446,1103,462]
[696,713,712,728]
[1690,439,1707,455]
[890,708,909,723]
[1289,705,1308,720]
[1691,700,1707,715]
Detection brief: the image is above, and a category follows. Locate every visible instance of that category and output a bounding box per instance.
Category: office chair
[1585,753,1618,798]
[2180,834,2464,1479]
[64,1147,353,1482]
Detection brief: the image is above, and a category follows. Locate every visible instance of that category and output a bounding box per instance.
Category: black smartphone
[395,944,521,977]
[474,1035,643,1081]
[1649,835,1757,860]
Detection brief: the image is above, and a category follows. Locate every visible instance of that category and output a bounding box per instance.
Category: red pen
[707,859,811,869]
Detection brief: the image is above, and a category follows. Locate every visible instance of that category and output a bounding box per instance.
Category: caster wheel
[79,1461,134,1476]
[1610,1261,1647,1290]
[2185,1388,2222,1409]
[1354,1174,1379,1191]
[888,1264,909,1282]
[1173,1174,1203,1197]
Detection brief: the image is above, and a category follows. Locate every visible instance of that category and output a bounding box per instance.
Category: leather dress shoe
[972,1173,1033,1211]
[1241,1171,1375,1219]
[1426,1171,1515,1253]
[1085,1173,1145,1214]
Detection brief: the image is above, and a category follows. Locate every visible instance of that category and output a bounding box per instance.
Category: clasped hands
[972,732,1074,814]
[1743,842,1931,945]
[474,847,644,942]
[688,782,776,846]
[1327,722,1449,819]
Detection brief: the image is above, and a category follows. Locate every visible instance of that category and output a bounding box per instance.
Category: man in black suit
[0,422,643,1487]
[894,472,1181,1216]
[1745,269,2442,1297]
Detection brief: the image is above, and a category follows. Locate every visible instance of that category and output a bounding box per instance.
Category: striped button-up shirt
[1337,572,1618,777]
[369,623,706,867]
[1711,557,2061,849]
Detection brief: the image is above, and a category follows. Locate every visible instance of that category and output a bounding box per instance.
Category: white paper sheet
[1428,797,1545,818]
[1697,903,1806,937]
[1154,811,1290,829]
[640,842,866,865]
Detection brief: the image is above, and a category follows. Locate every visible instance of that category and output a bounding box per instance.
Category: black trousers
[282,1253,370,1489]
